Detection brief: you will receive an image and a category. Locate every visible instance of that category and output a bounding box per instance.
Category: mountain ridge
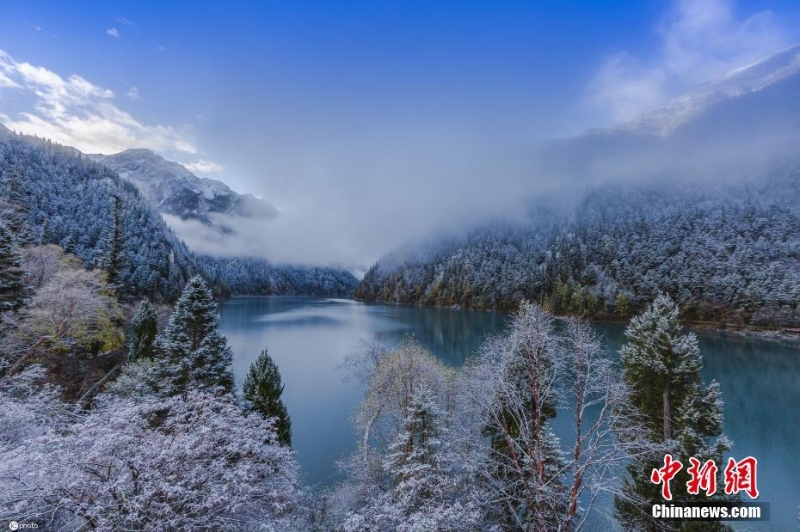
[612,44,800,137]
[92,149,279,229]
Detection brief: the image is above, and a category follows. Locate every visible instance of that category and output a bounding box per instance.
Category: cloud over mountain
[589,0,790,122]
[0,49,195,155]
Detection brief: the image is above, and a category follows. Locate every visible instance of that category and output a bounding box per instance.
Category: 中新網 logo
[651,454,759,500]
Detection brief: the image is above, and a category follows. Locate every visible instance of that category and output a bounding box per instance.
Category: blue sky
[1,0,799,266]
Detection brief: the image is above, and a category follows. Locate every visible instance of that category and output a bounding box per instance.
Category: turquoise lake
[220,296,800,531]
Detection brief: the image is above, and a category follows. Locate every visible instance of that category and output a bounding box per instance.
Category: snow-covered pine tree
[151,276,234,396]
[331,338,479,531]
[385,387,445,509]
[379,386,480,531]
[103,194,124,290]
[0,220,26,312]
[615,295,731,531]
[128,299,158,361]
[243,347,292,446]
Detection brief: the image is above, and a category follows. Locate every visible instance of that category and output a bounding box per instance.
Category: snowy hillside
[0,130,357,299]
[93,149,279,226]
[356,45,800,328]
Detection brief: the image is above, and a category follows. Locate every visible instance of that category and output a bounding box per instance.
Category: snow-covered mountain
[617,44,800,137]
[93,149,279,228]
[356,44,800,326]
[530,44,800,198]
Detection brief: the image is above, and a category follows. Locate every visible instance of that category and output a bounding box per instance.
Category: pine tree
[615,295,731,531]
[151,276,234,396]
[128,299,158,361]
[0,220,26,312]
[383,387,449,517]
[243,347,292,446]
[104,195,124,289]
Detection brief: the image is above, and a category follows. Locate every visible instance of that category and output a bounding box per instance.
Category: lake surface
[220,296,800,531]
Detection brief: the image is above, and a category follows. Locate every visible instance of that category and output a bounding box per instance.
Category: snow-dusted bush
[0,391,303,530]
[0,365,71,453]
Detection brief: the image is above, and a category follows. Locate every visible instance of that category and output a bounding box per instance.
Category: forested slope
[0,129,197,301]
[0,128,357,299]
[356,174,800,328]
[198,255,358,297]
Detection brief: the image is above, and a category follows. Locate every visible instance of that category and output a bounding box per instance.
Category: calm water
[220,296,800,531]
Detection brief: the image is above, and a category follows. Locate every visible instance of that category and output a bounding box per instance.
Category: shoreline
[217,294,800,345]
[350,297,800,345]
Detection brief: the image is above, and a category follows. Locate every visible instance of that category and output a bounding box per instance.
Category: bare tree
[561,318,653,532]
[353,336,457,459]
[19,244,79,291]
[462,304,654,531]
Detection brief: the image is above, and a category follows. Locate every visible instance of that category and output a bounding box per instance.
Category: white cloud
[0,49,196,154]
[106,28,120,38]
[126,86,140,100]
[588,0,790,122]
[115,17,133,26]
[0,52,21,89]
[183,159,224,174]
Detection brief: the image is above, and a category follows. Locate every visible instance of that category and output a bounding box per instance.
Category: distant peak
[722,44,800,80]
[116,148,162,159]
[613,43,800,137]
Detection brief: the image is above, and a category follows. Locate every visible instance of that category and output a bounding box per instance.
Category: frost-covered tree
[0,391,304,530]
[150,276,234,396]
[330,338,479,531]
[104,357,158,400]
[1,266,124,386]
[243,347,292,446]
[101,194,124,288]
[19,244,73,291]
[351,338,456,462]
[385,387,447,506]
[560,318,652,532]
[615,295,731,531]
[383,387,479,530]
[341,386,480,532]
[128,299,158,361]
[465,301,567,531]
[0,220,25,312]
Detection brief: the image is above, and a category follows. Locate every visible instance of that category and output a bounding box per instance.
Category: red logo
[724,456,759,499]
[686,457,718,496]
[650,455,760,500]
[651,454,683,501]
